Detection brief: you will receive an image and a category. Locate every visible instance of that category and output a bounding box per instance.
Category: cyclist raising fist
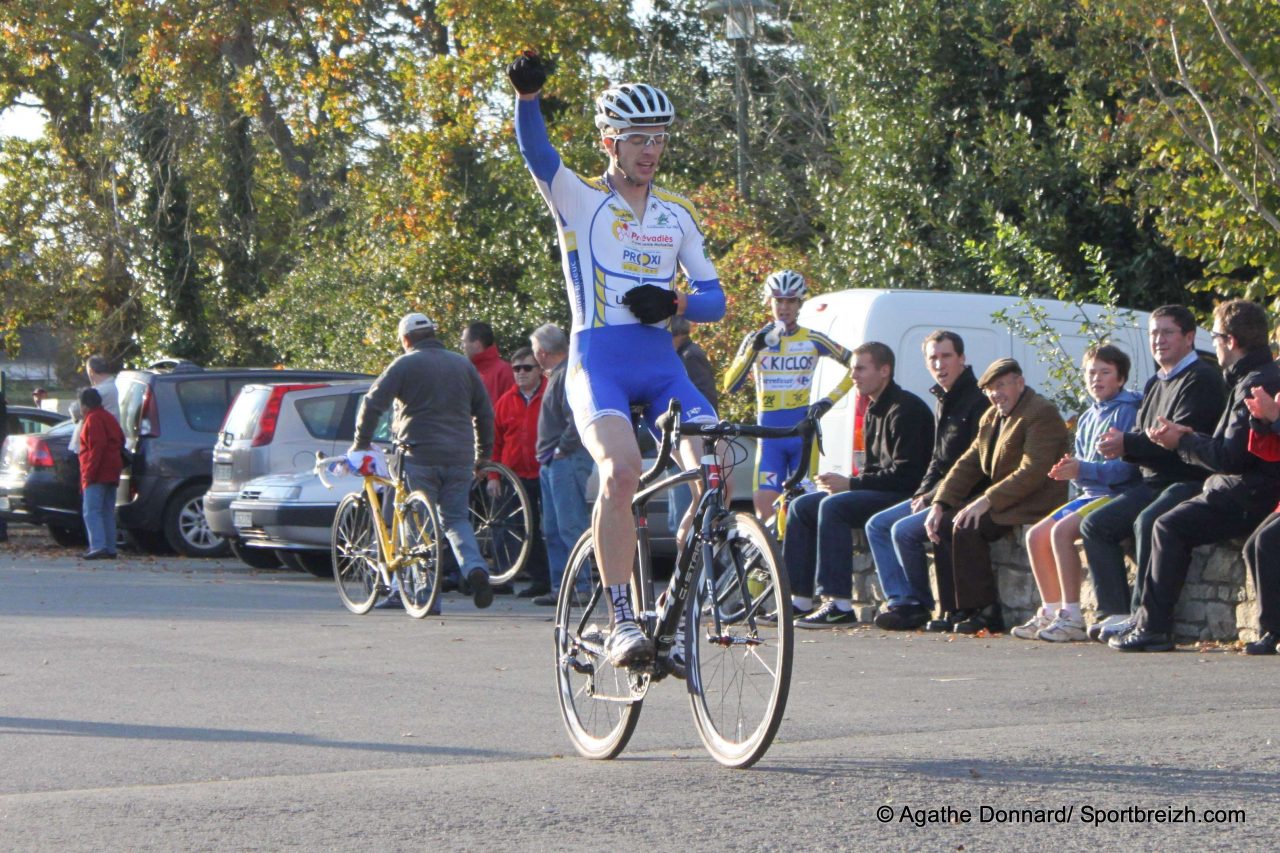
[509,51,725,668]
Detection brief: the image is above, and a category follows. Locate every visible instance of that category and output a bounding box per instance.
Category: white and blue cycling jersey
[515,95,725,432]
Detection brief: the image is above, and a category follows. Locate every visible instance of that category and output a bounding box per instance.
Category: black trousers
[1137,489,1269,633]
[932,508,1012,613]
[1243,512,1280,635]
[521,476,551,587]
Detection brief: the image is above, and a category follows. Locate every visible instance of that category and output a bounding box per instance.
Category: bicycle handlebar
[313,453,348,490]
[639,399,824,486]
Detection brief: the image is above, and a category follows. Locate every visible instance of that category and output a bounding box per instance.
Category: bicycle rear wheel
[332,493,382,614]
[470,462,532,585]
[553,530,642,760]
[686,512,793,768]
[398,490,443,619]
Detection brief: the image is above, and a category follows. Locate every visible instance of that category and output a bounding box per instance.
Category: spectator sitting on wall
[1014,344,1141,643]
[925,358,1070,635]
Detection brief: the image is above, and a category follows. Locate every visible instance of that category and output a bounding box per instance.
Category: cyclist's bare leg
[580,415,643,588]
[673,437,706,553]
[581,415,653,665]
[754,488,780,523]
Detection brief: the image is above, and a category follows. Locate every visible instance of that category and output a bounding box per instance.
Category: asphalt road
[1,529,1277,851]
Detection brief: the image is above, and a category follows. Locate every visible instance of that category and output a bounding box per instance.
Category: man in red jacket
[463,321,515,405]
[77,387,124,560]
[491,346,552,596]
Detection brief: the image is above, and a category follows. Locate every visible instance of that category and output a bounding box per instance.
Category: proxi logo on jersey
[622,249,662,274]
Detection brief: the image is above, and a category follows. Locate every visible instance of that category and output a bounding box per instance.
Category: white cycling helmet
[595,83,675,132]
[762,270,808,303]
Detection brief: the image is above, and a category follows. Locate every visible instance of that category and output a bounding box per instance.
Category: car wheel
[229,538,282,569]
[47,523,87,548]
[163,484,231,558]
[279,549,334,578]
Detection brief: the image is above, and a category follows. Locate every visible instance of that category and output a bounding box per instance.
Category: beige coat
[934,387,1070,525]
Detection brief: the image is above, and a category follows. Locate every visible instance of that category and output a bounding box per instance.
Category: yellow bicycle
[315,441,443,618]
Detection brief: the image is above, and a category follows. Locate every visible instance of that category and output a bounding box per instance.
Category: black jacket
[1180,348,1280,514]
[913,365,990,501]
[851,380,935,495]
[1123,355,1225,485]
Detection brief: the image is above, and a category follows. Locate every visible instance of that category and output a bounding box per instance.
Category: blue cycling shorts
[566,325,717,436]
[751,407,813,491]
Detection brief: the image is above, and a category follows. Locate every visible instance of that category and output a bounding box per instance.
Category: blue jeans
[404,462,487,577]
[82,483,117,555]
[540,448,594,593]
[784,488,907,600]
[866,499,933,609]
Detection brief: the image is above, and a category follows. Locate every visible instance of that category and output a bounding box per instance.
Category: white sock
[792,595,813,611]
[1063,603,1082,621]
[1040,604,1056,618]
[831,598,853,613]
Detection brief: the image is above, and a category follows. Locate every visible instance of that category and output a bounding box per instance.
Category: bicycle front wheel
[470,462,532,585]
[332,493,382,615]
[553,530,642,760]
[398,490,443,619]
[686,512,793,768]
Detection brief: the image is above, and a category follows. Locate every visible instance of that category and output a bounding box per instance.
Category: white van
[799,288,1214,476]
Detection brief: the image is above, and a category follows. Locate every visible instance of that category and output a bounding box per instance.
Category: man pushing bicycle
[509,51,725,669]
[349,313,496,610]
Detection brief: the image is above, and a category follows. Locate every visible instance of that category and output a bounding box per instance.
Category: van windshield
[223,386,273,441]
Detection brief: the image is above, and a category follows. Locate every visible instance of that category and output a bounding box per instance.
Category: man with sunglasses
[490,346,552,599]
[509,52,725,668]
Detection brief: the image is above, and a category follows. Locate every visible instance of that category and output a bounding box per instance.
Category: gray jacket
[354,338,494,463]
[536,360,582,462]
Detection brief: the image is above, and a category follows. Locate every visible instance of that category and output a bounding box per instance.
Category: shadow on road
[754,754,1280,797]
[0,715,512,759]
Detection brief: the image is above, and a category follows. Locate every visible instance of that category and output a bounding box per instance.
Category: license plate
[0,496,9,511]
[233,510,252,528]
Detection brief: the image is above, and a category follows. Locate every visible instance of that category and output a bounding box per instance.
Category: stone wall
[846,529,1257,642]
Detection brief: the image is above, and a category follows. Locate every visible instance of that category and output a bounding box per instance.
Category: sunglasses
[610,131,670,149]
[512,364,539,372]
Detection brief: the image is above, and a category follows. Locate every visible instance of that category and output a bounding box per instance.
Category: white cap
[397,312,436,337]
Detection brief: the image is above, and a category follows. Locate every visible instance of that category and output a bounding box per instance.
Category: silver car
[205,380,384,567]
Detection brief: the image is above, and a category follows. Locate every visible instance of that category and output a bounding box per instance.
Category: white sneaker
[604,620,654,668]
[1010,611,1054,640]
[1038,610,1087,642]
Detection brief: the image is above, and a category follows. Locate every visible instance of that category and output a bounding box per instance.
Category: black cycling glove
[751,327,772,351]
[621,284,679,324]
[508,50,549,95]
[806,399,834,420]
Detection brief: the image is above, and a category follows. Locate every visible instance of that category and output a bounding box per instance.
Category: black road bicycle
[553,400,809,768]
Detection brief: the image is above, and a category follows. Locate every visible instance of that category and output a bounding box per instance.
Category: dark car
[6,404,68,437]
[114,362,369,557]
[0,419,88,545]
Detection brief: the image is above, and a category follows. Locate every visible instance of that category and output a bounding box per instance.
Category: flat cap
[978,357,1022,389]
